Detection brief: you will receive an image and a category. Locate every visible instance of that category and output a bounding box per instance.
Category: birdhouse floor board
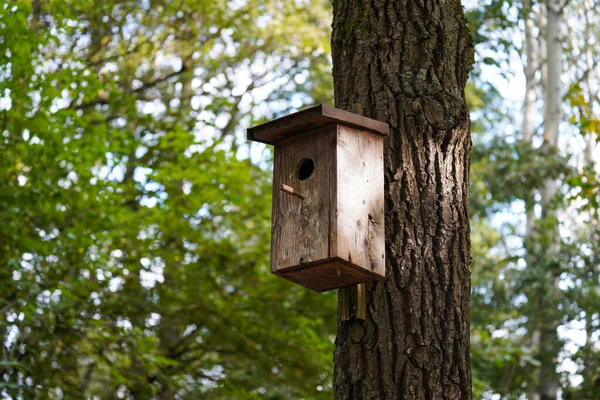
[274,257,383,292]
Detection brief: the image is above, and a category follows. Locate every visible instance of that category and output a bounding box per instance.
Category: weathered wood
[271,126,334,272]
[340,287,351,321]
[249,106,389,292]
[274,257,382,292]
[330,125,385,276]
[355,283,366,320]
[340,284,366,321]
[247,104,389,145]
[270,123,386,291]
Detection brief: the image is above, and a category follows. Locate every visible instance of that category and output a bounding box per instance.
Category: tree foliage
[1,0,599,398]
[1,1,334,398]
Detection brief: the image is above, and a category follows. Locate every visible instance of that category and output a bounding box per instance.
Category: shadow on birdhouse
[247,105,388,292]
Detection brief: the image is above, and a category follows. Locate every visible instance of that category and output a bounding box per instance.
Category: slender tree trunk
[532,0,563,398]
[522,0,537,144]
[522,0,538,237]
[582,0,597,170]
[522,5,541,397]
[542,0,562,160]
[582,0,598,382]
[331,1,474,398]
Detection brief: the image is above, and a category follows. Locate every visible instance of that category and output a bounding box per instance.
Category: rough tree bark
[331,0,474,398]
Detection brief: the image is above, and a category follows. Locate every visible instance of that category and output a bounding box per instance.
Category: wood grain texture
[252,107,389,292]
[247,104,389,145]
[331,125,385,277]
[271,126,335,272]
[271,123,386,292]
[275,258,382,292]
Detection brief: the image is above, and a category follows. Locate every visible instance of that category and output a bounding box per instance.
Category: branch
[79,361,96,392]
[132,65,188,94]
[557,0,572,14]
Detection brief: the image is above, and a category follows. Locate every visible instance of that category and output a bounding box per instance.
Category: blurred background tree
[0,0,598,399]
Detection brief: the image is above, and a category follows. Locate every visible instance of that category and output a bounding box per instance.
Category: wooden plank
[247,104,389,145]
[270,126,335,273]
[330,125,386,277]
[340,287,351,321]
[356,283,366,320]
[275,258,380,292]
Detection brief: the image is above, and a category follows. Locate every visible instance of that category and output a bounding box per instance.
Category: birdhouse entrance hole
[297,158,314,181]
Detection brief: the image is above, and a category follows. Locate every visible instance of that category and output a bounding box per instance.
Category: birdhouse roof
[247,104,389,145]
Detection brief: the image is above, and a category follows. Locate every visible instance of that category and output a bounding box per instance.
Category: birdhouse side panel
[330,125,385,277]
[270,126,336,273]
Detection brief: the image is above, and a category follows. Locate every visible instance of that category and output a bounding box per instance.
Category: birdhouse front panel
[247,104,389,292]
[271,125,334,271]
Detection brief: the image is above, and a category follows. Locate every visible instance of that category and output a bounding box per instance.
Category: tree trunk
[542,0,562,155]
[522,0,536,144]
[522,0,537,237]
[331,1,474,398]
[583,0,597,170]
[532,0,563,397]
[581,0,598,389]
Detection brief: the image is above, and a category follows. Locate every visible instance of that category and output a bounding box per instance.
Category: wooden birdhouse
[247,105,388,292]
